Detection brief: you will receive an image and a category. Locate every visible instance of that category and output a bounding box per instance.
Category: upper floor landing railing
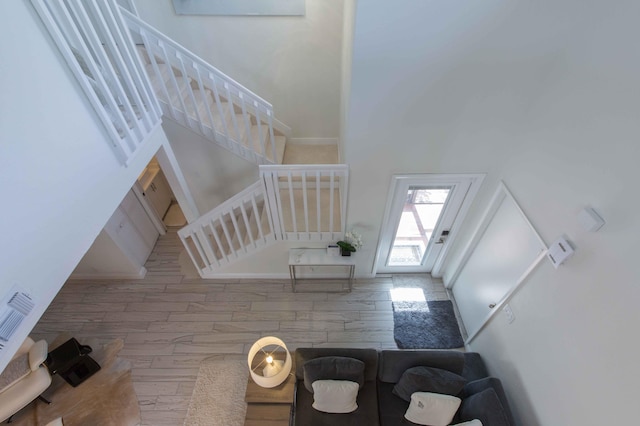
[31,0,162,165]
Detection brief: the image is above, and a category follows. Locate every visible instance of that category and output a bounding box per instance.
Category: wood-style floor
[30,229,453,425]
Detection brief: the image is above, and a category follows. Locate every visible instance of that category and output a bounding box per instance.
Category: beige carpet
[164,203,187,227]
[11,337,140,426]
[184,360,248,426]
[283,144,338,164]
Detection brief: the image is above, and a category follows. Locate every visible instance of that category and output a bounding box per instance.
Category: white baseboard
[200,272,291,279]
[288,138,338,146]
[69,267,147,280]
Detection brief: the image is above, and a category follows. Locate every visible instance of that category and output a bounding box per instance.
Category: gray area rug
[392,300,464,349]
[184,359,248,426]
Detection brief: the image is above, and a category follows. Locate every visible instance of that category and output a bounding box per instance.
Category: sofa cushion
[311,380,359,413]
[295,348,378,382]
[295,377,380,426]
[378,350,465,384]
[463,377,515,426]
[404,392,461,426]
[459,388,510,426]
[392,366,466,402]
[303,356,365,393]
[377,381,412,426]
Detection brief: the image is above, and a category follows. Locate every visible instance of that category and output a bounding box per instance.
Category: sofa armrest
[461,352,489,382]
[0,366,51,422]
[12,337,36,359]
[28,340,48,371]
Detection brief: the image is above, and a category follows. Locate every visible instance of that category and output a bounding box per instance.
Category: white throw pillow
[311,380,359,413]
[404,392,461,426]
[451,420,483,426]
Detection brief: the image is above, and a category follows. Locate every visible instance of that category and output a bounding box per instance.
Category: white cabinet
[72,189,160,278]
[141,166,173,219]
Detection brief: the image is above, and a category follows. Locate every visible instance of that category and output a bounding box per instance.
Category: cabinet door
[106,190,160,267]
[146,169,173,218]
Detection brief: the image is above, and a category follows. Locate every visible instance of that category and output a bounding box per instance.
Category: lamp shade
[247,336,292,388]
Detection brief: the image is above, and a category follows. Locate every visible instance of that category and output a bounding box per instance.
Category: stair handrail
[120,9,272,111]
[121,8,279,164]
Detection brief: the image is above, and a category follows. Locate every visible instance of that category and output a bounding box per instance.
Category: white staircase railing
[178,181,277,275]
[31,0,162,165]
[31,1,349,277]
[120,9,286,165]
[179,164,349,276]
[261,164,349,242]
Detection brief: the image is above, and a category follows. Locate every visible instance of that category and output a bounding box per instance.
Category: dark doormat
[392,300,464,349]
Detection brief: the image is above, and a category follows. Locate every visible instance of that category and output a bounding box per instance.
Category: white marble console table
[288,248,356,293]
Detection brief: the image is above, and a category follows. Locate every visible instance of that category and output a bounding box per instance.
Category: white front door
[449,183,547,341]
[375,174,484,275]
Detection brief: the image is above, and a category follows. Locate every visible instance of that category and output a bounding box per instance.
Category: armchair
[0,337,52,422]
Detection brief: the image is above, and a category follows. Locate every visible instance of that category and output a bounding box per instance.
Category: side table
[244,371,295,426]
[288,248,355,293]
[45,338,100,387]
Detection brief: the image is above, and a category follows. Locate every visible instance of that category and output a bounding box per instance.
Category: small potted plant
[337,231,363,256]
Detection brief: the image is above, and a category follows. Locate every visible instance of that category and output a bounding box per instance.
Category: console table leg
[289,265,297,293]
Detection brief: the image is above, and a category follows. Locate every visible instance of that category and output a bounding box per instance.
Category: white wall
[133,0,343,139]
[338,0,357,161]
[71,189,160,279]
[71,230,144,279]
[162,120,259,214]
[0,2,168,371]
[345,0,640,424]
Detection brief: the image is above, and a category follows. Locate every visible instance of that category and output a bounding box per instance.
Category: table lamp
[247,336,292,388]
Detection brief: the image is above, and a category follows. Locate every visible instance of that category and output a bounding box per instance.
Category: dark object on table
[45,338,101,387]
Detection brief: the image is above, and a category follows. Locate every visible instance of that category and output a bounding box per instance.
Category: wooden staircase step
[244,126,286,164]
[145,63,192,108]
[283,144,339,165]
[185,89,236,135]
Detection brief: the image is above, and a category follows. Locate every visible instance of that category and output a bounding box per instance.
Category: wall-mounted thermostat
[547,236,575,269]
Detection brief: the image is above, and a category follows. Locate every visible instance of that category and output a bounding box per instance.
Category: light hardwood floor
[31,229,453,425]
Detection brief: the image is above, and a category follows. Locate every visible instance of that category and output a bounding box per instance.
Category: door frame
[372,173,485,276]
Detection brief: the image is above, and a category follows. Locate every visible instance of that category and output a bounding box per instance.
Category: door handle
[489,303,496,309]
[435,230,450,244]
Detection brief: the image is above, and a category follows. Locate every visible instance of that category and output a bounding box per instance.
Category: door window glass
[387,188,450,266]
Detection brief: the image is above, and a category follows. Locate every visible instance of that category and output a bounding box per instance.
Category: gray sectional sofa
[293,348,515,426]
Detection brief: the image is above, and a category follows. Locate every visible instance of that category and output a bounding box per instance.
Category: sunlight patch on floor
[390,287,426,303]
